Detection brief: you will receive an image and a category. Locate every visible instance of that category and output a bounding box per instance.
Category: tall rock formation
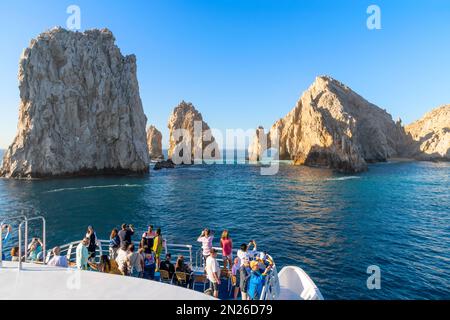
[167,101,219,163]
[248,126,267,162]
[0,28,150,178]
[250,76,406,173]
[147,125,164,161]
[405,105,450,160]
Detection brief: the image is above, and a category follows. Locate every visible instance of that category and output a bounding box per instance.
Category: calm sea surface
[0,150,449,299]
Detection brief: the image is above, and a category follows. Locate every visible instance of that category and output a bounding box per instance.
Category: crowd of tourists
[1,223,274,300]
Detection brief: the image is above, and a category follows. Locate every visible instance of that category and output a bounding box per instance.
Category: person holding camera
[118,223,135,246]
[28,237,44,262]
[197,228,214,263]
[237,240,258,266]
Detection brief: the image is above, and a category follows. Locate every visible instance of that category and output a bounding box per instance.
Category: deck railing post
[24,217,28,262]
[18,221,23,271]
[42,217,46,265]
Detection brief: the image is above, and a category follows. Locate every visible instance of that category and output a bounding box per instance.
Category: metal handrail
[18,216,46,271]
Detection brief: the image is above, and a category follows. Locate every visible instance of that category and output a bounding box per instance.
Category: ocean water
[0,150,449,300]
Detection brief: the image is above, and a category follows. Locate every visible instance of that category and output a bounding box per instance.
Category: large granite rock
[250,76,406,173]
[167,101,219,163]
[404,105,450,160]
[147,125,164,161]
[0,27,150,178]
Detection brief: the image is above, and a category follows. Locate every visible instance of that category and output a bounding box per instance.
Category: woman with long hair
[109,228,120,260]
[86,225,98,261]
[220,230,233,269]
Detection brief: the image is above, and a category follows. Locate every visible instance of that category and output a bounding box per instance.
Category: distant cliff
[147,125,164,161]
[167,101,219,163]
[405,105,450,160]
[249,76,407,173]
[0,28,150,179]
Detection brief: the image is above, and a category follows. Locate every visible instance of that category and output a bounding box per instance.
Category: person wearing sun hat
[247,259,272,300]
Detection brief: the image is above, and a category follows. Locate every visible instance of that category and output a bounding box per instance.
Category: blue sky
[0,0,449,148]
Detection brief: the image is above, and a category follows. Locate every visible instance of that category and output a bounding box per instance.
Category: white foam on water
[44,184,146,193]
[326,176,361,181]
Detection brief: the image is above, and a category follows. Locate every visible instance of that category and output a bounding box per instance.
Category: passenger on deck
[118,223,135,246]
[239,258,251,300]
[247,260,272,300]
[86,226,98,261]
[220,230,233,270]
[159,253,175,279]
[231,257,241,299]
[237,240,257,265]
[98,254,121,275]
[139,235,152,254]
[127,243,144,278]
[10,246,20,262]
[115,243,130,275]
[152,228,163,272]
[256,251,274,271]
[1,224,12,261]
[76,237,89,270]
[175,255,192,287]
[197,228,214,263]
[140,248,156,280]
[109,228,120,260]
[205,248,221,298]
[28,237,43,262]
[142,225,156,249]
[48,246,68,268]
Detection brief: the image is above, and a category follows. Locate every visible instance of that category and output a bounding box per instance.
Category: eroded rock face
[0,27,150,178]
[167,101,219,163]
[248,126,267,162]
[405,105,450,160]
[250,76,407,173]
[147,125,164,161]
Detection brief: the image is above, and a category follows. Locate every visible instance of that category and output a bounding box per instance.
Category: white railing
[53,239,193,267]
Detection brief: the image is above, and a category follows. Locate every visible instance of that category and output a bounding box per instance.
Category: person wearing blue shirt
[1,224,12,261]
[247,260,272,300]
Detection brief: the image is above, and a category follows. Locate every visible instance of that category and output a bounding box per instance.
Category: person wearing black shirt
[159,253,175,278]
[118,224,135,246]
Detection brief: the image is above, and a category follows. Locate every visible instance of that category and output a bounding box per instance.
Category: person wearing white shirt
[205,248,221,298]
[237,240,258,266]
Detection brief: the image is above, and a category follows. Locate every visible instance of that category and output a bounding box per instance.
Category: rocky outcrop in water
[250,76,407,173]
[153,159,175,171]
[248,126,267,162]
[404,105,450,160]
[147,125,164,161]
[167,101,219,163]
[0,28,150,179]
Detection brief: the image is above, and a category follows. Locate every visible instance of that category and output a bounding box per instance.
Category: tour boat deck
[0,261,215,300]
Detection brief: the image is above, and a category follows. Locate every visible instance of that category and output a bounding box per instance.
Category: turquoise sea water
[0,149,449,300]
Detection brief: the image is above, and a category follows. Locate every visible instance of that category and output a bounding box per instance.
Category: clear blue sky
[1,0,449,149]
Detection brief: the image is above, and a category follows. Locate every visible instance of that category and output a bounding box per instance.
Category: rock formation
[250,76,407,173]
[404,105,450,160]
[0,27,150,179]
[167,101,220,163]
[248,126,267,162]
[154,159,175,171]
[147,125,164,161]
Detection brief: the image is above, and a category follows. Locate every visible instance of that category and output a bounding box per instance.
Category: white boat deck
[0,261,215,300]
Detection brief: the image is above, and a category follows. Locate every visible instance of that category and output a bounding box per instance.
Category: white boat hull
[277,266,324,300]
